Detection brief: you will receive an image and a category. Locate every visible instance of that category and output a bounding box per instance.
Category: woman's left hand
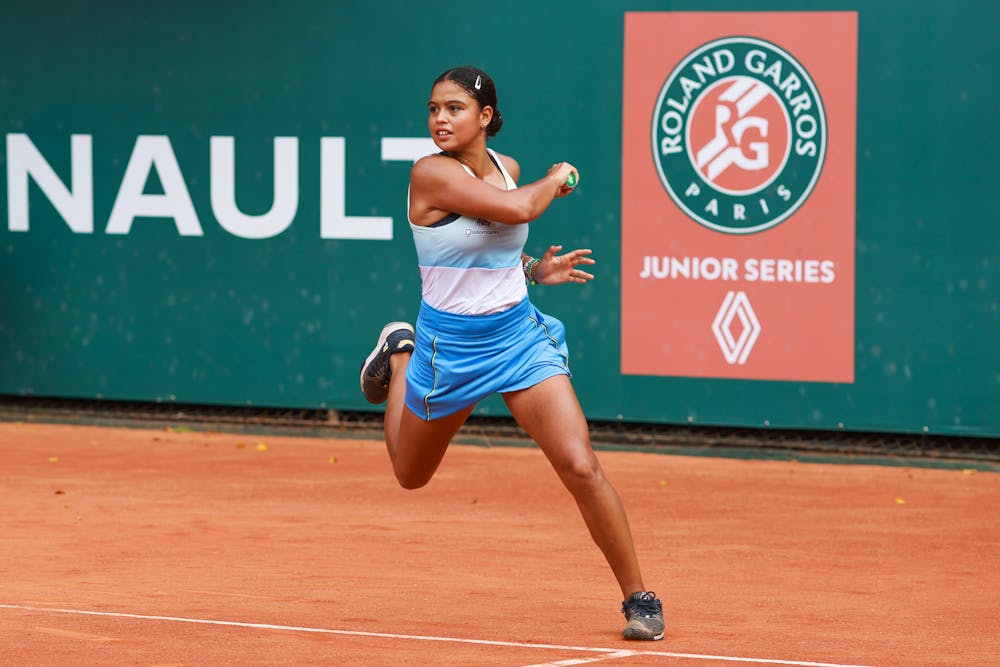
[531,245,595,285]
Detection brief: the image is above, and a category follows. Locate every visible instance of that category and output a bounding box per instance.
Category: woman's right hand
[548,162,579,198]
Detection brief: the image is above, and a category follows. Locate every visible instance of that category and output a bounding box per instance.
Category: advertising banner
[622,12,858,382]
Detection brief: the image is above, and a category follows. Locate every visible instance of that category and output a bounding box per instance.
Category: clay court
[1,420,997,666]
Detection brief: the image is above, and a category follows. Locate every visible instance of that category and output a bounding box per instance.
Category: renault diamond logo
[712,291,761,364]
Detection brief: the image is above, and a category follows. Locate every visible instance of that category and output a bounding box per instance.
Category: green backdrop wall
[1,1,997,436]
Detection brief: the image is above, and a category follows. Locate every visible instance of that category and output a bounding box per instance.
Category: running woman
[359,65,664,641]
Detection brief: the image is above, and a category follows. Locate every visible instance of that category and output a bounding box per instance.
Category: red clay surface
[1,421,998,666]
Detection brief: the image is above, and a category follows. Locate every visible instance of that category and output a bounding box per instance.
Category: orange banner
[621,12,857,381]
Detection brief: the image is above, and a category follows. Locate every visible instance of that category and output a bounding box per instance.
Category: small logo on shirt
[465,219,499,237]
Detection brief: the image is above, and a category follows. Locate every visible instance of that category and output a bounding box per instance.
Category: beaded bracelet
[522,257,541,285]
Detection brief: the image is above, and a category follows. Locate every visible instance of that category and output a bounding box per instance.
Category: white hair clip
[474,75,482,90]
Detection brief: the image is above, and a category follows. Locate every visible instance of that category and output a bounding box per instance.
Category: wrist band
[522,257,540,285]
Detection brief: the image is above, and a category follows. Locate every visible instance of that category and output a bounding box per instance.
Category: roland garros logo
[652,37,826,234]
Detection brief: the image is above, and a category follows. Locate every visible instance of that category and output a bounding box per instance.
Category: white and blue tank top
[408,149,528,315]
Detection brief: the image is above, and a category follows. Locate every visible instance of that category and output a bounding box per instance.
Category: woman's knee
[393,465,433,490]
[553,451,605,494]
[389,409,467,490]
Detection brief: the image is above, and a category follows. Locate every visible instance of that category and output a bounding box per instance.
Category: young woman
[360,66,664,641]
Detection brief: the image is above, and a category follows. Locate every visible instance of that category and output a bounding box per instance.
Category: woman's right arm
[408,155,577,227]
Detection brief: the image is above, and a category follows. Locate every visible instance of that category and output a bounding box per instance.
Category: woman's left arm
[523,245,595,285]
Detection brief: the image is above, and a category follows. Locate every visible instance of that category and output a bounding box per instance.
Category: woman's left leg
[502,374,646,599]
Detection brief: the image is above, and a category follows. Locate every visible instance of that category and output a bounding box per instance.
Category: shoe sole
[359,322,414,400]
[622,628,664,641]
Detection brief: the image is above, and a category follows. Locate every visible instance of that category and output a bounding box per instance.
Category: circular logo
[652,37,826,234]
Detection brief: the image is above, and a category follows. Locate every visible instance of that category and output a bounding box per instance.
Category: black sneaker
[621,591,664,641]
[359,322,415,404]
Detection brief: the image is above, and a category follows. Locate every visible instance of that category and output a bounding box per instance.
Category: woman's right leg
[383,352,474,489]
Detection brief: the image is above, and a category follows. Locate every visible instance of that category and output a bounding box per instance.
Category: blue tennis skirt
[404,296,571,421]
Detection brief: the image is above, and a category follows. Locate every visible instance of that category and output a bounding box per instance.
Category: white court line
[0,603,875,667]
[522,650,641,666]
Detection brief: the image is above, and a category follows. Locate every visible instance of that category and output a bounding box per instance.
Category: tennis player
[360,65,664,641]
